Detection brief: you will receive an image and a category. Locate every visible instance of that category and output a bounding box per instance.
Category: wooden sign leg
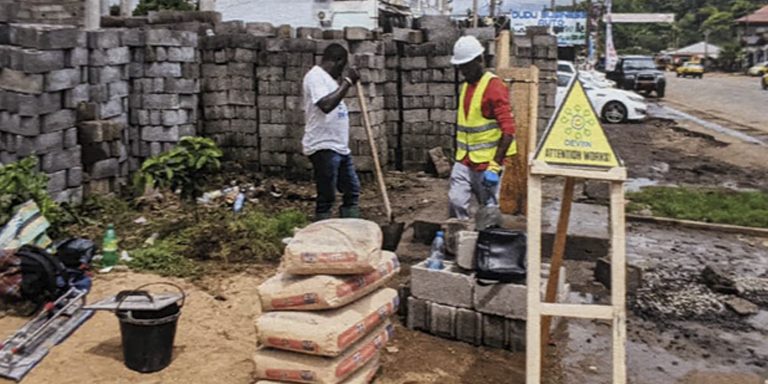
[610,181,627,384]
[526,175,543,384]
[540,176,576,359]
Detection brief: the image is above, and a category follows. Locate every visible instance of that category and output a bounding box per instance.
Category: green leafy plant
[0,157,63,226]
[219,209,308,263]
[133,0,197,16]
[134,137,223,201]
[129,238,202,278]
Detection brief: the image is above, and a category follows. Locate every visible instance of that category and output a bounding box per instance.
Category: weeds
[627,186,768,228]
[129,238,202,278]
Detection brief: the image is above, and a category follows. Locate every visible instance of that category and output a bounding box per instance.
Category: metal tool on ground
[356,81,404,251]
[0,287,93,381]
[86,282,185,373]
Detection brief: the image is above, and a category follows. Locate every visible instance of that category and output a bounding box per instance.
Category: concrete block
[456,230,478,270]
[142,126,179,142]
[402,57,428,70]
[12,25,85,50]
[89,158,119,180]
[142,94,180,110]
[407,296,430,331]
[67,167,82,187]
[45,69,80,92]
[89,66,124,85]
[63,84,90,109]
[456,308,482,345]
[344,27,370,41]
[411,260,474,308]
[505,319,526,352]
[7,47,65,74]
[34,131,63,154]
[41,110,76,133]
[90,47,131,66]
[42,146,80,173]
[46,170,67,193]
[0,69,43,94]
[474,265,565,320]
[482,314,506,348]
[167,47,196,62]
[542,202,610,261]
[429,302,456,339]
[99,98,124,119]
[594,257,643,294]
[145,62,182,78]
[162,109,188,126]
[63,128,78,148]
[108,81,129,99]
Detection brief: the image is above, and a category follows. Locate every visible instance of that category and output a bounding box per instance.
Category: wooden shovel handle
[356,82,393,222]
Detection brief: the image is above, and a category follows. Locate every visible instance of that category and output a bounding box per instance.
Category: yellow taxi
[762,73,768,90]
[676,62,704,78]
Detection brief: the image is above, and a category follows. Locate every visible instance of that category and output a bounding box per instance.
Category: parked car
[748,61,768,76]
[556,72,647,124]
[557,60,577,75]
[605,55,666,98]
[762,73,768,90]
[579,70,616,88]
[676,62,704,78]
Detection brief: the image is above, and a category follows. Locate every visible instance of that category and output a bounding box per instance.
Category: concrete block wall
[407,260,568,350]
[0,0,85,26]
[511,28,559,133]
[0,24,86,204]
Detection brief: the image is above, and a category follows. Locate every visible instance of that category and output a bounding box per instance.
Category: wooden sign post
[526,77,628,384]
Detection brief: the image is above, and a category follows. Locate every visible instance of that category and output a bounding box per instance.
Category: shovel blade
[381,222,405,252]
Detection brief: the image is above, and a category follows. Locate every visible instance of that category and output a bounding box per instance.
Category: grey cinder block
[411,260,475,308]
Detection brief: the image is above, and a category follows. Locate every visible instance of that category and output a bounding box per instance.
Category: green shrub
[0,157,63,226]
[134,137,223,200]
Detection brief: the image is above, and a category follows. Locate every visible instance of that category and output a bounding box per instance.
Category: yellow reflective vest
[455,72,517,163]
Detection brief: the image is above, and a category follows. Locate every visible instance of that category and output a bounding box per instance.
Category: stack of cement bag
[254,219,401,384]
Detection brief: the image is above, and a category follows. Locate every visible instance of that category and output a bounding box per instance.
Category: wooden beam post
[496,30,510,70]
[540,176,576,357]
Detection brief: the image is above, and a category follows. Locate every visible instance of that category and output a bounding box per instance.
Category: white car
[556,72,647,124]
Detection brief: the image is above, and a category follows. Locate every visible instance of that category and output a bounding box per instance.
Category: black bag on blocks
[475,229,527,283]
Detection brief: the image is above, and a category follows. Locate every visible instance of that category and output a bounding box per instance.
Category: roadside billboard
[510,10,587,46]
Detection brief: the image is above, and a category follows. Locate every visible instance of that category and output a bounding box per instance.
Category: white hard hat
[451,36,485,65]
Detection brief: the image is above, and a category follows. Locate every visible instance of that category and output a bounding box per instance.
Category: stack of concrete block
[200,32,261,170]
[78,120,127,196]
[345,35,388,174]
[130,28,199,162]
[0,24,86,203]
[511,28,558,133]
[256,34,316,176]
[6,0,84,26]
[407,260,568,350]
[398,41,457,171]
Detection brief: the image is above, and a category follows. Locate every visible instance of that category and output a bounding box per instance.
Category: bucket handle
[115,282,186,313]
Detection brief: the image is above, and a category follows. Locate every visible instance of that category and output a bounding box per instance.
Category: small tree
[133,0,197,16]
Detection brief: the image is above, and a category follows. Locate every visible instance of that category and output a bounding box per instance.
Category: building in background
[737,5,768,68]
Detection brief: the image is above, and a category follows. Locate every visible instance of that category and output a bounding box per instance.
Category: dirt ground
[0,116,767,384]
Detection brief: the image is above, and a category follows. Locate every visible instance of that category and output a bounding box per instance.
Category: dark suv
[606,55,666,98]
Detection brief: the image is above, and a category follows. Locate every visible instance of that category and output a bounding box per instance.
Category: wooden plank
[496,30,510,69]
[530,160,627,181]
[498,66,539,215]
[525,175,543,384]
[539,303,614,320]
[626,214,768,237]
[610,181,628,384]
[540,177,576,352]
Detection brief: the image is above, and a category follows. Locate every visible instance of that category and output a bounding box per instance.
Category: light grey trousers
[448,162,500,220]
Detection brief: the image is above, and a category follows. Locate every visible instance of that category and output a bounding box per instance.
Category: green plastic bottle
[102,224,118,267]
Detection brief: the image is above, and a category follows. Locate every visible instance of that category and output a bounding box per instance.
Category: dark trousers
[309,150,361,219]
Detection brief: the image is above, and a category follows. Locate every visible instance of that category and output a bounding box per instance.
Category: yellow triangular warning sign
[534,78,621,168]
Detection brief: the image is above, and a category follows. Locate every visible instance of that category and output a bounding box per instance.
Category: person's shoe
[314,212,333,222]
[340,206,361,219]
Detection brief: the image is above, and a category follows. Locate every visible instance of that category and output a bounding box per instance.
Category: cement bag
[257,288,399,357]
[254,355,380,384]
[259,251,400,312]
[253,322,392,384]
[284,219,383,275]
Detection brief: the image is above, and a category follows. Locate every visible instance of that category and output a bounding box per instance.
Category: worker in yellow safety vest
[448,35,518,220]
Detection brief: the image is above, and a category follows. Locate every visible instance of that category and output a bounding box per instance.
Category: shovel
[356,82,404,251]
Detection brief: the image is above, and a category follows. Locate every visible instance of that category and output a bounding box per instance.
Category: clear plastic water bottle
[426,231,445,270]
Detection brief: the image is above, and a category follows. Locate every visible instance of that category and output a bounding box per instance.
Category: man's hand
[483,160,502,187]
[345,68,361,85]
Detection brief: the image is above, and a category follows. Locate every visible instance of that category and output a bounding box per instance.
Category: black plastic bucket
[115,284,185,373]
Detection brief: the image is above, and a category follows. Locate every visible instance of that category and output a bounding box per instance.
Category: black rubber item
[115,283,185,373]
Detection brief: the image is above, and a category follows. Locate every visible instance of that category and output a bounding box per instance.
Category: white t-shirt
[302,66,351,156]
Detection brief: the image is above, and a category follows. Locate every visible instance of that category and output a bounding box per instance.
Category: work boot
[340,206,361,219]
[314,211,333,222]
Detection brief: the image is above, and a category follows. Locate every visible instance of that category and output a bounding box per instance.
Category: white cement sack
[258,288,399,357]
[253,322,392,384]
[284,219,383,275]
[456,230,478,270]
[259,251,400,311]
[255,355,380,384]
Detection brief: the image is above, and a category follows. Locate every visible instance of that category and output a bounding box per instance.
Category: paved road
[664,73,768,135]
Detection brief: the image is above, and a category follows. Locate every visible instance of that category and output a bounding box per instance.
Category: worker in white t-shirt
[302,43,361,221]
